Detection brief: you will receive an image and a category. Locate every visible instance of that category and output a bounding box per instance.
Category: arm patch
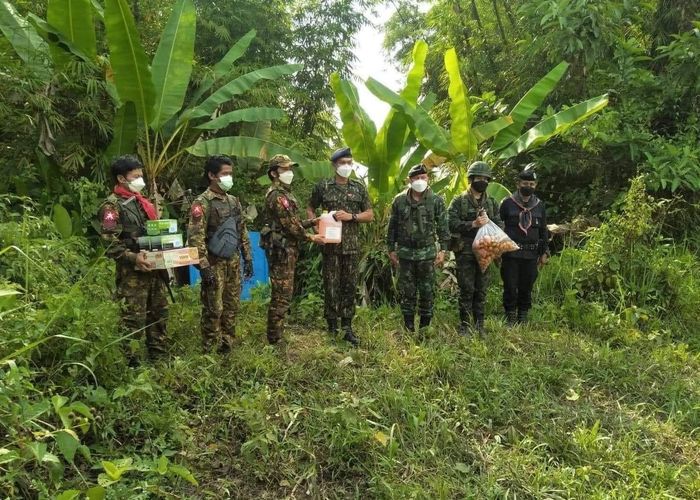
[191,202,204,220]
[101,206,119,230]
[278,195,291,210]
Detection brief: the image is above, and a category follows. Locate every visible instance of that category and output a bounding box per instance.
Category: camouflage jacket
[387,188,450,261]
[261,181,315,250]
[309,177,371,255]
[187,188,252,269]
[447,190,503,254]
[98,193,150,265]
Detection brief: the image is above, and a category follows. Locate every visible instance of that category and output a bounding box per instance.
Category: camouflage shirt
[187,188,252,269]
[263,181,315,248]
[309,177,372,255]
[387,188,450,261]
[447,190,503,254]
[98,193,150,264]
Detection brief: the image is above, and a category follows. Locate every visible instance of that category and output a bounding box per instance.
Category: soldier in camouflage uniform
[447,161,503,336]
[261,155,324,345]
[187,156,253,353]
[306,147,374,346]
[98,155,167,362]
[387,164,449,332]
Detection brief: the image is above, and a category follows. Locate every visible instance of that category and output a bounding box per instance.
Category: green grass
[67,286,697,498]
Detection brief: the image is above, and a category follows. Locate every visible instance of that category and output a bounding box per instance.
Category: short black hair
[111,155,142,182]
[204,155,234,178]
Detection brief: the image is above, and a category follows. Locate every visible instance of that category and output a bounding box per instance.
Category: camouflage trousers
[115,262,168,358]
[455,252,490,322]
[266,247,298,344]
[398,258,436,318]
[200,256,240,351]
[322,252,359,321]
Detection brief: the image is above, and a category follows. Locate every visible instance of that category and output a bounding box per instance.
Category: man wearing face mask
[387,164,449,333]
[447,161,503,336]
[187,155,253,353]
[98,155,168,362]
[261,155,325,345]
[499,164,550,325]
[306,147,374,346]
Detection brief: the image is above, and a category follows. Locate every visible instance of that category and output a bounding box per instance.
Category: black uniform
[499,192,549,322]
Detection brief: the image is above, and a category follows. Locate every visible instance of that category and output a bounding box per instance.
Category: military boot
[458,312,471,337]
[505,310,517,326]
[327,318,338,335]
[403,314,415,333]
[517,309,529,324]
[474,315,486,337]
[419,315,432,329]
[341,318,359,347]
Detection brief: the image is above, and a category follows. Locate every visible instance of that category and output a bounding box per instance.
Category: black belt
[399,240,433,249]
[517,243,539,251]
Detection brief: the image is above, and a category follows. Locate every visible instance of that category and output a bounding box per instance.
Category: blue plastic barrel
[188,231,269,301]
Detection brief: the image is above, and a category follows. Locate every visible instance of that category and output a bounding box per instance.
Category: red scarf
[113,185,158,220]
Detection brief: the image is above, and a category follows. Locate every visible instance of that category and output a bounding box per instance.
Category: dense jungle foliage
[1,0,699,497]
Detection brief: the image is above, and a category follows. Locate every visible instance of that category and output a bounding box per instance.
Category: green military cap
[466,161,493,179]
[407,164,428,177]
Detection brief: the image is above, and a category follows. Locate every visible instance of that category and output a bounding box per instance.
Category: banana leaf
[0,0,50,79]
[105,101,137,160]
[330,73,379,167]
[28,14,93,63]
[188,64,302,120]
[498,94,609,159]
[187,136,332,180]
[486,181,511,204]
[472,116,514,143]
[104,0,155,123]
[195,107,285,130]
[375,40,427,170]
[150,0,196,129]
[47,0,96,66]
[366,78,453,158]
[187,30,257,110]
[491,61,569,151]
[445,48,476,158]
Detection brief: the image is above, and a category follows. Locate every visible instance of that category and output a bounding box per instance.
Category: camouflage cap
[268,154,299,171]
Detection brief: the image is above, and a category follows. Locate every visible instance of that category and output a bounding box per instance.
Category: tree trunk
[492,0,507,44]
[503,0,517,28]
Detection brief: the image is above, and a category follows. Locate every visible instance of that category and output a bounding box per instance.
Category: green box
[136,233,183,251]
[146,219,178,236]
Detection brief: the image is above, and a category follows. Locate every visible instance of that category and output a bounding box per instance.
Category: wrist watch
[352,213,357,222]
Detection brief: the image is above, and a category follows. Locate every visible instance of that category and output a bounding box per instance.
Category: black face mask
[519,186,535,197]
[471,180,489,193]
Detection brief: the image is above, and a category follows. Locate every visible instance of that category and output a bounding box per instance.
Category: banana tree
[329,40,436,208]
[102,0,325,204]
[366,49,609,201]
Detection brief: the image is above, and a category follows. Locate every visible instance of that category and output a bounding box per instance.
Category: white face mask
[278,171,294,185]
[336,164,353,178]
[411,179,428,193]
[128,177,146,193]
[217,175,233,192]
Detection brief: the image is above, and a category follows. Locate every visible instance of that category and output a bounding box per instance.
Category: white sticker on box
[324,226,342,240]
[168,221,177,233]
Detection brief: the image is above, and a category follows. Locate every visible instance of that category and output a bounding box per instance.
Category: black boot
[458,312,471,337]
[419,315,431,329]
[474,315,485,337]
[341,318,359,347]
[517,310,529,324]
[327,318,338,335]
[403,314,415,332]
[505,310,517,326]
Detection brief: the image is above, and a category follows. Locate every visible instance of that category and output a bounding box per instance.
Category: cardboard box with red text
[144,247,199,269]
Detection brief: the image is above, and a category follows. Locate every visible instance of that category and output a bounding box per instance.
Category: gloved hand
[200,267,216,287]
[243,260,253,280]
